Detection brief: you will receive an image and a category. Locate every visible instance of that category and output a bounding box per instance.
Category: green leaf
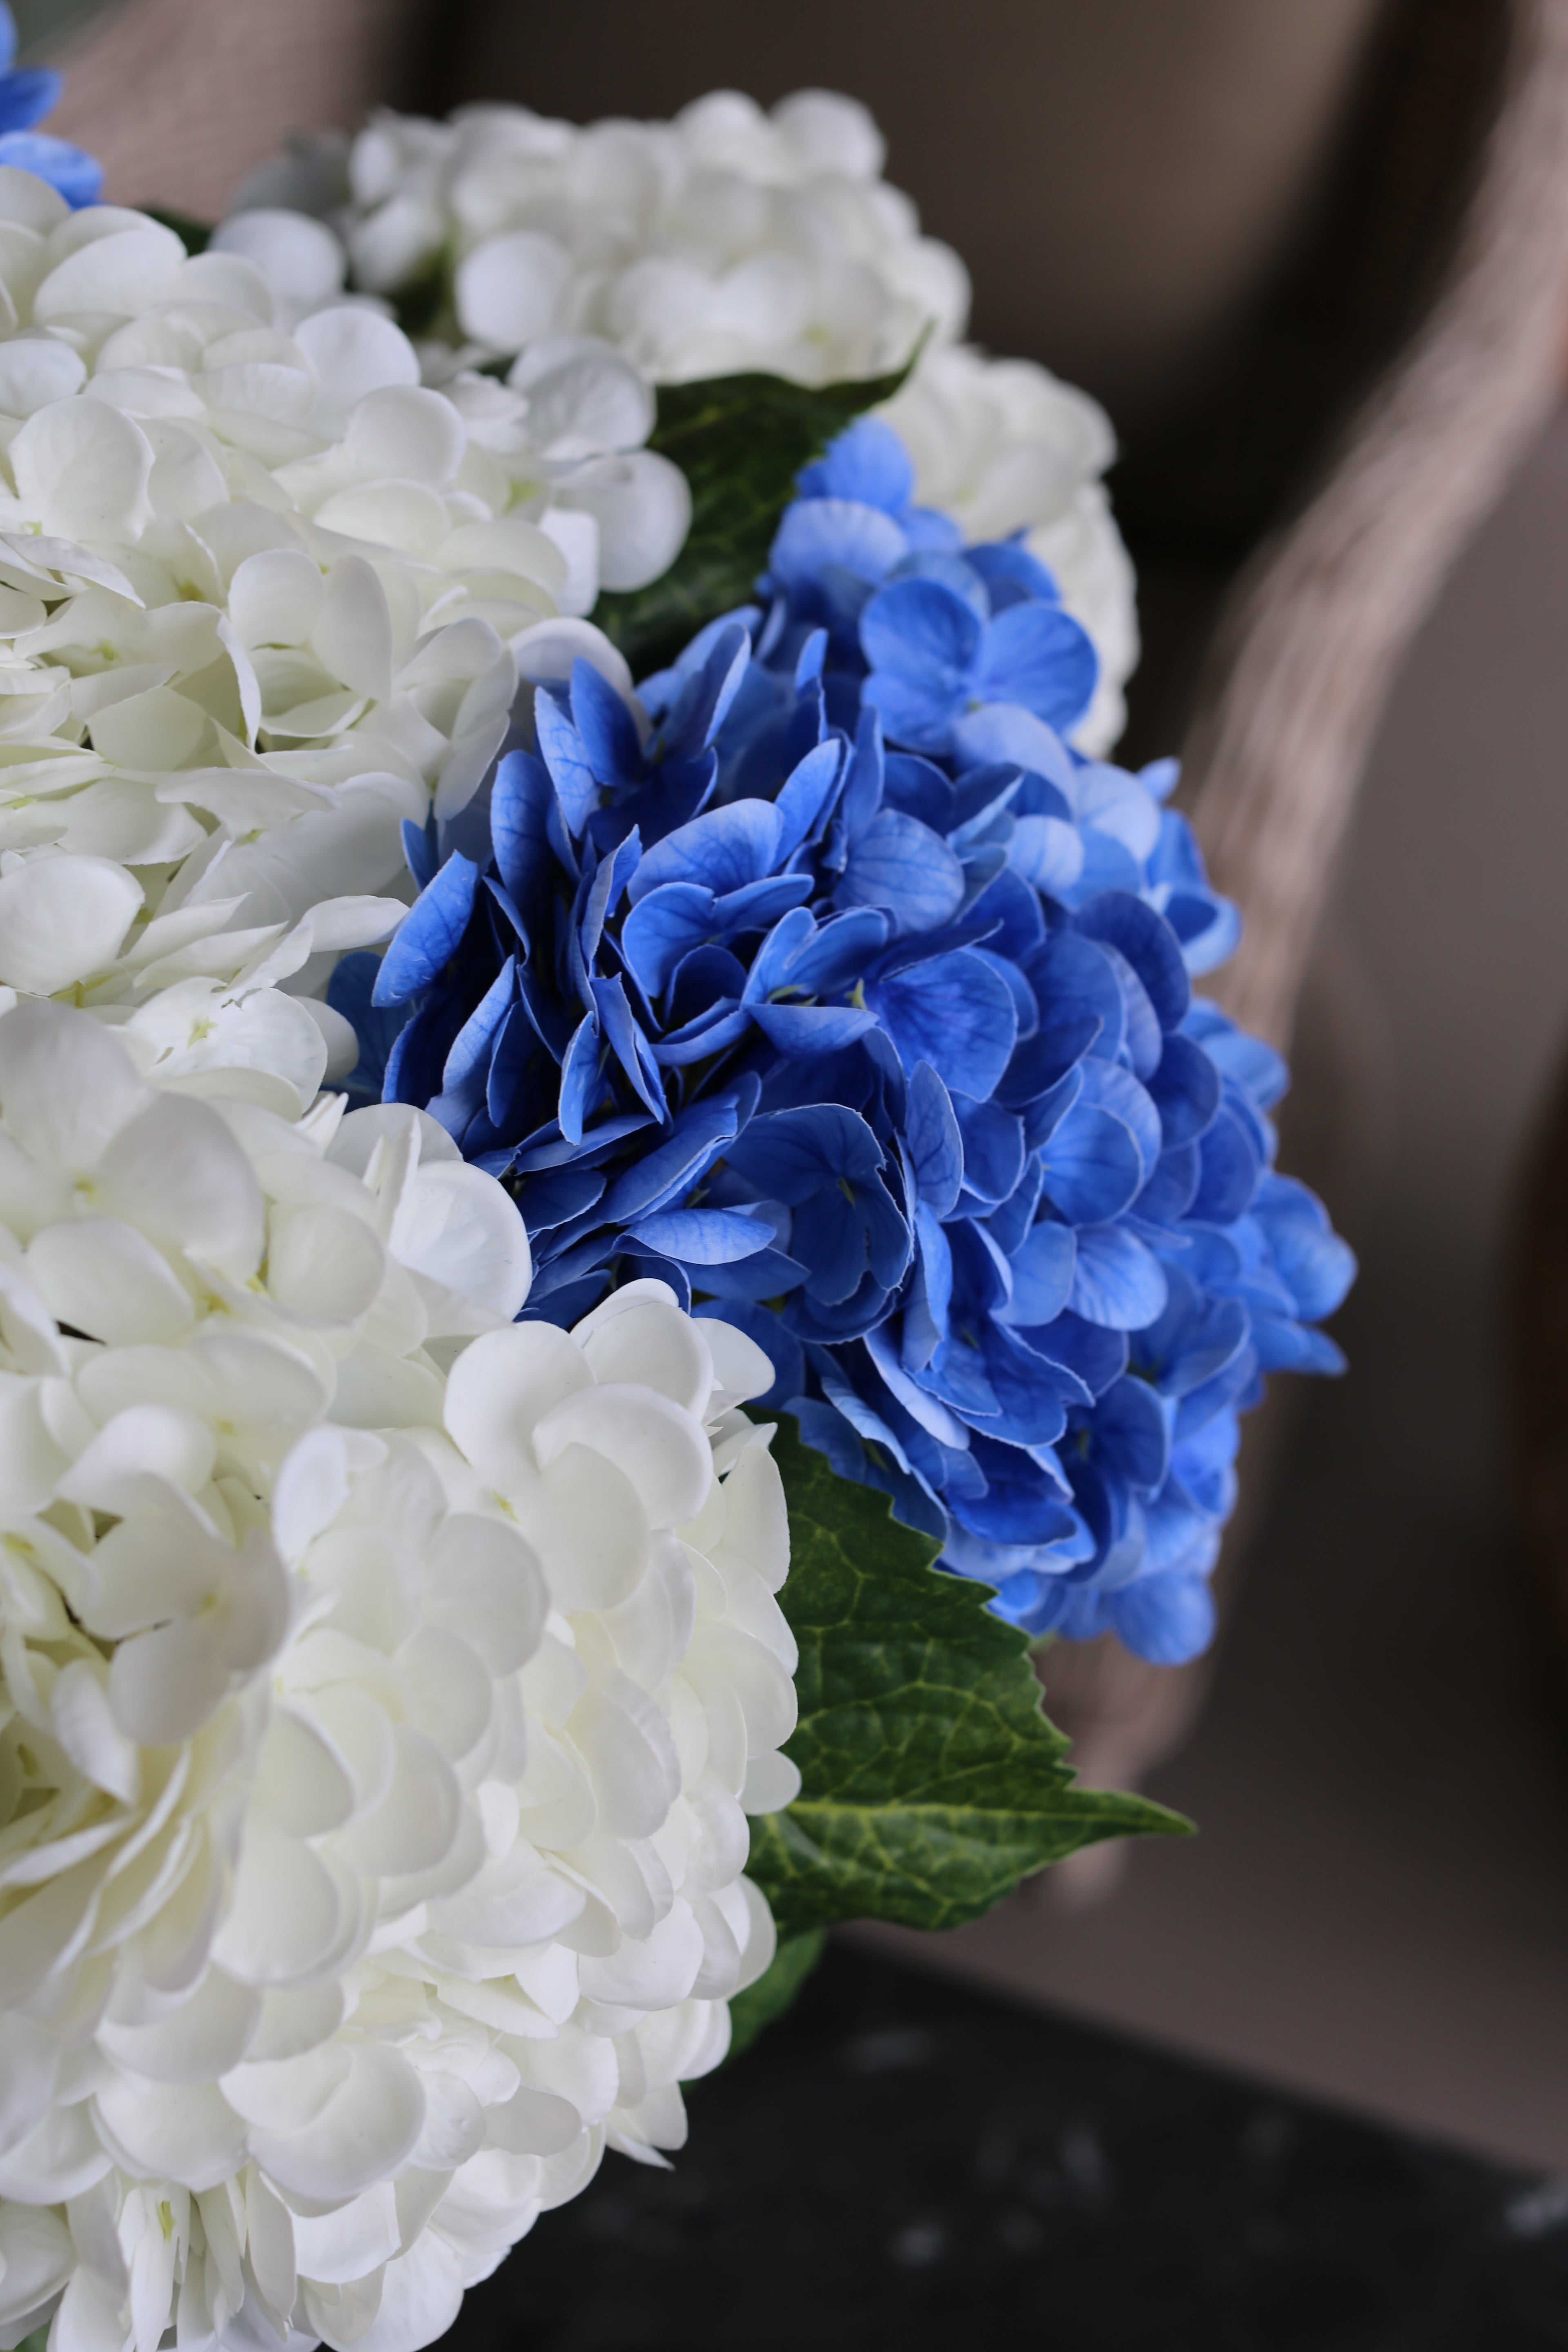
[16,2327,49,2352]
[594,359,916,677]
[723,1929,826,2064]
[746,1418,1188,1939]
[143,208,212,258]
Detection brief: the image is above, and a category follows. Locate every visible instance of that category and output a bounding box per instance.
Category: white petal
[268,1200,387,1324]
[454,230,570,349]
[10,397,155,542]
[33,221,185,321]
[311,553,394,701]
[559,450,690,593]
[27,1216,194,1346]
[739,1747,802,1814]
[0,2205,74,2330]
[577,1900,704,2012]
[290,2182,401,2287]
[91,2076,247,2194]
[50,1658,140,1803]
[101,1093,265,1278]
[698,1318,776,1416]
[0,336,85,416]
[343,385,465,488]
[229,546,324,649]
[423,1511,546,1674]
[97,1968,262,2083]
[212,209,346,314]
[294,306,420,436]
[442,1322,590,1493]
[533,1384,712,1530]
[249,2042,424,2202]
[391,1161,530,1329]
[0,855,143,993]
[576,1294,713,1420]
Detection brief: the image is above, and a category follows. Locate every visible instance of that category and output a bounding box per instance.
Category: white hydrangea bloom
[0,165,687,1102]
[222,89,1138,751]
[0,1004,792,2352]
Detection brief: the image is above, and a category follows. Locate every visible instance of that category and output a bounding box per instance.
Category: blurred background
[34,0,1568,2177]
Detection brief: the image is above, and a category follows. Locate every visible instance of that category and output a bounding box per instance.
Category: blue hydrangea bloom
[332,420,1354,1667]
[0,6,101,207]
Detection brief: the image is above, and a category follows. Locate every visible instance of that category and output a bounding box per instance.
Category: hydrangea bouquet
[0,56,1351,2352]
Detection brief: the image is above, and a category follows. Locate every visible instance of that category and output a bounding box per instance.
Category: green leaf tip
[594,354,918,677]
[746,1417,1187,1940]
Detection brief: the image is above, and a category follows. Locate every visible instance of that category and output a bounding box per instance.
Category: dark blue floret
[331,419,1355,1666]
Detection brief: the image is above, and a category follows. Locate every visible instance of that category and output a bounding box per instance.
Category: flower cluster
[220,88,1137,752]
[0,165,693,1102]
[337,420,1354,1668]
[0,1003,790,2352]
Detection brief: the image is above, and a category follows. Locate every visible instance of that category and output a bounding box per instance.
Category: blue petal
[688,1245,810,1301]
[965,539,1061,610]
[590,975,667,1121]
[1038,1103,1143,1225]
[999,1221,1077,1327]
[1073,891,1191,1032]
[953,1092,1025,1206]
[401,815,437,893]
[558,1013,603,1145]
[0,66,58,133]
[372,853,479,1004]
[837,808,966,935]
[951,702,1075,789]
[1251,1176,1357,1320]
[792,1186,871,1304]
[975,600,1098,733]
[628,797,782,902]
[441,955,514,1097]
[600,1095,751,1223]
[773,736,845,862]
[1149,1031,1221,1148]
[620,882,718,998]
[1068,1225,1169,1329]
[727,1103,886,1200]
[1010,813,1084,895]
[326,951,406,1103]
[906,1060,964,1216]
[659,620,751,762]
[996,1017,1101,1114]
[1189,1100,1263,1223]
[860,669,962,756]
[749,1001,880,1058]
[1090,1376,1172,1490]
[570,657,644,787]
[796,418,915,512]
[1109,1572,1215,1666]
[490,751,557,909]
[627,1207,773,1264]
[861,574,982,686]
[868,946,1018,1099]
[651,1002,754,1065]
[770,495,908,588]
[534,690,601,835]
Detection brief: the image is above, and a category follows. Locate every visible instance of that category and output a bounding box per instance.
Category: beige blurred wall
[44,0,422,219]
